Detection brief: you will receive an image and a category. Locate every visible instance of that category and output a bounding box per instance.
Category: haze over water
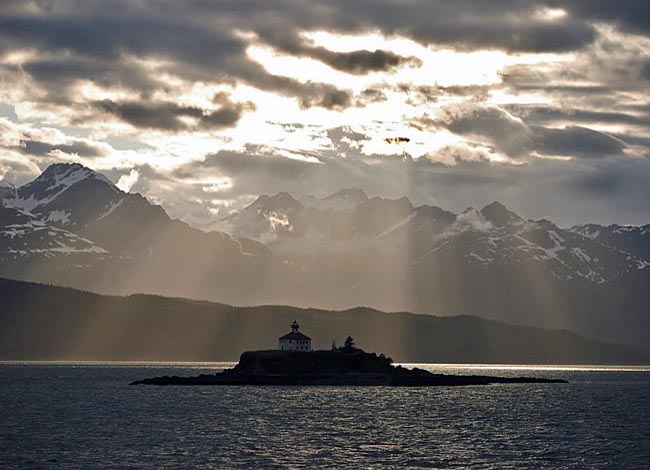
[2,363,649,469]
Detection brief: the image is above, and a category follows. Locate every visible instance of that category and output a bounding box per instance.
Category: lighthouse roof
[279,332,311,341]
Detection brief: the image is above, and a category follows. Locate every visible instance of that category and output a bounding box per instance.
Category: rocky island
[131,347,567,387]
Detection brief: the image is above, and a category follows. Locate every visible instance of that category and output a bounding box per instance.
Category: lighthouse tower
[278,320,312,351]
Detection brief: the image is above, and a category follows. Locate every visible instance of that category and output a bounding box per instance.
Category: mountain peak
[482,200,508,211]
[21,163,119,202]
[15,163,119,210]
[480,201,523,227]
[39,163,114,187]
[11,163,123,225]
[248,192,302,212]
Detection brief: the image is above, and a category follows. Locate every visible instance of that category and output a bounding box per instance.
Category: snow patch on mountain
[545,230,566,258]
[570,247,591,263]
[569,223,650,263]
[0,216,107,256]
[45,209,71,225]
[96,197,126,221]
[570,223,602,239]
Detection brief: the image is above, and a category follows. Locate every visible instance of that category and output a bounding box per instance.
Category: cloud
[0,0,617,114]
[21,57,160,100]
[257,30,421,74]
[116,169,139,192]
[505,105,650,128]
[20,139,108,158]
[532,125,626,158]
[230,60,353,110]
[0,2,356,111]
[93,97,254,131]
[428,103,627,159]
[313,48,422,75]
[0,156,40,183]
[426,104,532,157]
[552,1,650,36]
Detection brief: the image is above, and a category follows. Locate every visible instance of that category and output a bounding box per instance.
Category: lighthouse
[278,320,312,351]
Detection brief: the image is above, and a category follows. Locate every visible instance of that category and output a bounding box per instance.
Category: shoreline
[1,361,649,372]
[129,349,569,386]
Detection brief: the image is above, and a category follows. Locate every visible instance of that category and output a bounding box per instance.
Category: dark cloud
[94,100,199,131]
[200,105,254,129]
[430,105,532,157]
[358,88,388,104]
[506,105,650,128]
[428,104,628,159]
[532,125,626,158]
[191,150,316,179]
[229,60,353,110]
[0,0,604,57]
[21,139,107,158]
[0,0,617,114]
[551,1,650,37]
[315,48,421,75]
[93,97,254,131]
[258,30,421,74]
[21,57,161,99]
[307,0,598,53]
[1,2,352,110]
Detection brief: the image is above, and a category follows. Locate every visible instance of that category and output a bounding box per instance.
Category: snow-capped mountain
[570,223,650,261]
[0,163,275,304]
[5,163,123,228]
[1,166,111,258]
[219,191,648,284]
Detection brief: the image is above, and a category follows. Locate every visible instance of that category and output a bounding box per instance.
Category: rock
[130,349,567,386]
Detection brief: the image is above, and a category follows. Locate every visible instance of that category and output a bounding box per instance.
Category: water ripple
[1,365,649,469]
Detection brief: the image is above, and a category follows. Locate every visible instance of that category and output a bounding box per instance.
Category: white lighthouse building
[279,321,312,351]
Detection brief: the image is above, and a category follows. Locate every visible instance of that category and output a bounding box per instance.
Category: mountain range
[1,163,648,347]
[0,163,278,304]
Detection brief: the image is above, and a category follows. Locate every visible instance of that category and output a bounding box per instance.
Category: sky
[1,0,649,228]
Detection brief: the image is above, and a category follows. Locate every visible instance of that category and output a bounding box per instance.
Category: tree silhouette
[344,336,355,350]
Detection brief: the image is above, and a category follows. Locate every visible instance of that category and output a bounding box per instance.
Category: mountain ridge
[1,277,648,364]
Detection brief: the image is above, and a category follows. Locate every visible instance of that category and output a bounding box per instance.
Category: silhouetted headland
[131,347,567,386]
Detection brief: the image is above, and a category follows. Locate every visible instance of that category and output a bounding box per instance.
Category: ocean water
[1,363,649,469]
